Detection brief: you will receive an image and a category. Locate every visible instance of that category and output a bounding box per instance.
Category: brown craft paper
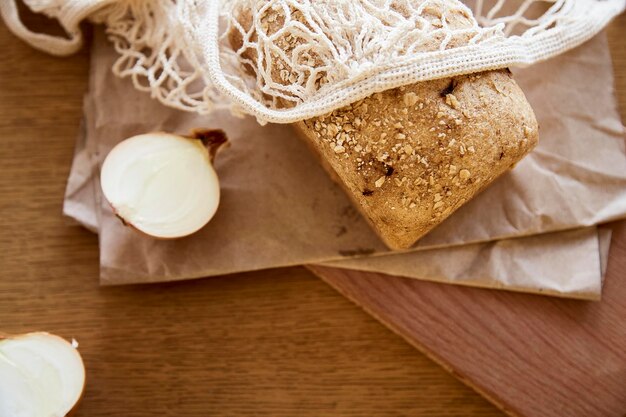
[65,30,624,296]
[323,228,612,299]
[63,118,614,298]
[65,86,612,299]
[64,123,610,299]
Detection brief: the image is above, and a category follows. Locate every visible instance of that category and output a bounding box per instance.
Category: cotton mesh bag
[1,0,623,123]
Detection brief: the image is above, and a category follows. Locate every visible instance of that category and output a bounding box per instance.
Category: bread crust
[295,70,538,248]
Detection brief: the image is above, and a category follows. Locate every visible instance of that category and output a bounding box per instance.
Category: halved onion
[0,332,86,417]
[100,130,227,239]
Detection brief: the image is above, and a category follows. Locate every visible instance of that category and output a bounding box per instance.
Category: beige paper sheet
[64,115,609,299]
[64,30,624,297]
[323,228,611,300]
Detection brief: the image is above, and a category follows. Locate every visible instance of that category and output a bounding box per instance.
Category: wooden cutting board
[309,19,626,417]
[308,222,626,417]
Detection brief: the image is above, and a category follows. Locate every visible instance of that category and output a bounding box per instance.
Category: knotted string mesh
[1,0,624,123]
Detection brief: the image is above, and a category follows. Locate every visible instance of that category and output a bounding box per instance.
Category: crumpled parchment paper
[64,30,624,299]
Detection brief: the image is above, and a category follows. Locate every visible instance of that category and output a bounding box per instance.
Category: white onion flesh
[100,132,221,238]
[0,333,85,417]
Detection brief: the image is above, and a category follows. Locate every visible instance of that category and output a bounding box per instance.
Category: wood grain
[0,19,502,417]
[311,14,626,417]
[310,222,626,416]
[0,12,624,417]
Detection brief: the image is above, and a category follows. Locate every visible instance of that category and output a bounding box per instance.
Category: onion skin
[190,128,229,161]
[66,388,84,417]
[0,332,86,417]
[111,212,177,240]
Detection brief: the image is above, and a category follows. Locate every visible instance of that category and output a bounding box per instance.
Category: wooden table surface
[0,14,624,417]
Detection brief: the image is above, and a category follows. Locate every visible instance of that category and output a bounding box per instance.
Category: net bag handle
[0,0,112,56]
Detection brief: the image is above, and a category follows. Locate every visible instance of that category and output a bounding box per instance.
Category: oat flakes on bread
[230,1,538,249]
[295,72,537,249]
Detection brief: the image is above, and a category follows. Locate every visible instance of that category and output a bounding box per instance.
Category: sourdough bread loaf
[294,71,537,248]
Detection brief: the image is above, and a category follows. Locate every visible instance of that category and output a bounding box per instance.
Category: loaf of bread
[295,71,537,248]
[230,2,538,249]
